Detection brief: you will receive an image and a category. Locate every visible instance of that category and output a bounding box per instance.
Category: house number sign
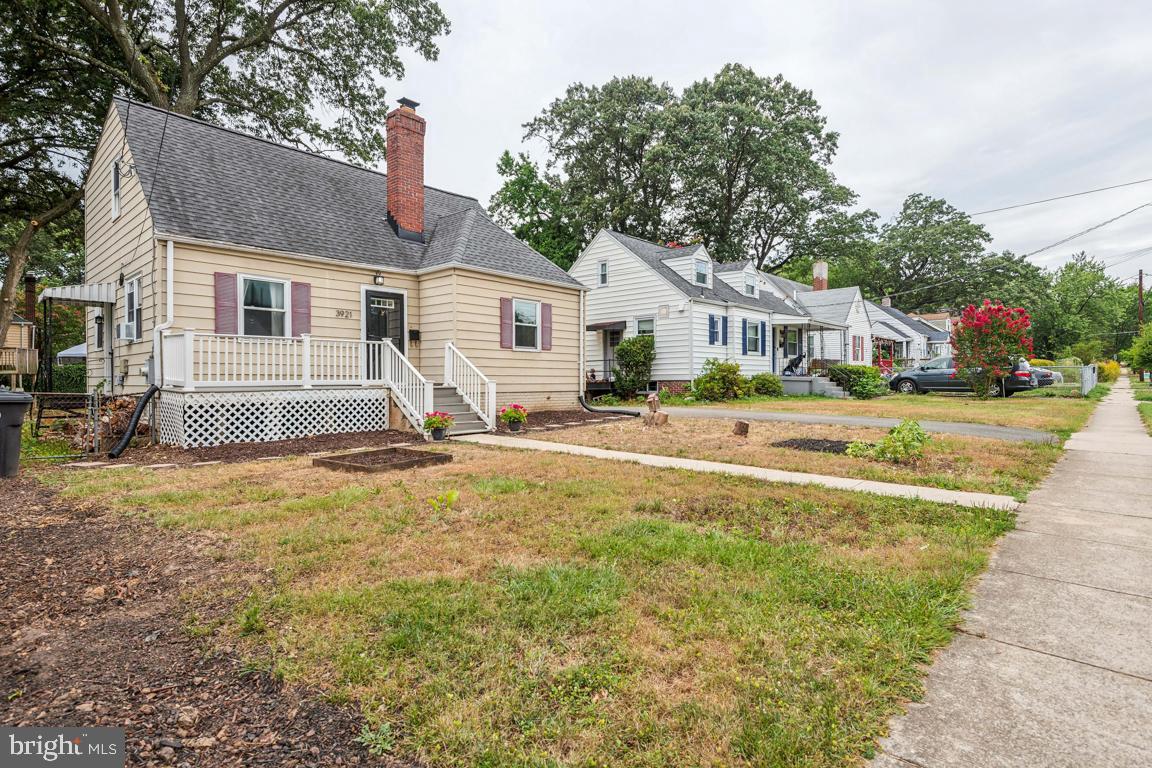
[336,309,355,318]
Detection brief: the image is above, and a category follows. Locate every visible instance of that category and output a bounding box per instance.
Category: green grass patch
[47,448,1017,767]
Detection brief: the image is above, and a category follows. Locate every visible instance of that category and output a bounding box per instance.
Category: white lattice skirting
[157,388,391,448]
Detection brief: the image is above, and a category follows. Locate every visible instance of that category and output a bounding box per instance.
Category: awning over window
[38,283,117,306]
[586,320,626,332]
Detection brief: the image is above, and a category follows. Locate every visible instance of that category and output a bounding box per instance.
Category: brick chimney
[386,97,426,242]
[812,260,828,291]
[881,295,892,307]
[24,273,37,323]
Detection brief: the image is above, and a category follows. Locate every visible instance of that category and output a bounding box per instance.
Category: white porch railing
[160,331,431,433]
[444,341,496,429]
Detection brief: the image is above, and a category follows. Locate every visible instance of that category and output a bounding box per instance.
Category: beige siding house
[52,97,585,446]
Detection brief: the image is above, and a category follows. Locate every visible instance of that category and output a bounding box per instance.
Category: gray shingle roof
[789,286,859,325]
[873,320,911,341]
[605,231,802,316]
[114,98,580,288]
[713,258,751,274]
[874,303,949,341]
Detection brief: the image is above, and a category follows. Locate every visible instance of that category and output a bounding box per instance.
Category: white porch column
[301,334,313,388]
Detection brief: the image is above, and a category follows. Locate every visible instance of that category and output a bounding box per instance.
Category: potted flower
[423,411,454,441]
[498,403,529,432]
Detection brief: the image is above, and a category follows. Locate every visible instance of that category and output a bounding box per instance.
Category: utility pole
[1139,270,1146,382]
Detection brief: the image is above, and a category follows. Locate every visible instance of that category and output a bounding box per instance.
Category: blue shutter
[741,318,748,355]
[708,314,716,345]
[760,321,767,356]
[722,316,728,346]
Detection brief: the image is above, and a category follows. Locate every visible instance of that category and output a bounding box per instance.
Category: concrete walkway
[661,406,1057,443]
[454,433,1018,510]
[873,376,1152,768]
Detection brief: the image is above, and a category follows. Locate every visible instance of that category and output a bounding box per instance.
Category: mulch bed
[104,430,415,466]
[494,408,636,433]
[0,476,409,767]
[771,437,853,455]
[314,447,451,473]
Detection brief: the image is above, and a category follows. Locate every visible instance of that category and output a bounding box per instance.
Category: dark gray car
[889,356,1037,396]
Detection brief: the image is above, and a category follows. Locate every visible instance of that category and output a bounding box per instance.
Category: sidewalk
[454,433,1018,510]
[661,406,1057,443]
[872,376,1152,767]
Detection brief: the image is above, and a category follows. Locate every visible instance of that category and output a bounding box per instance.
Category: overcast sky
[380,0,1152,282]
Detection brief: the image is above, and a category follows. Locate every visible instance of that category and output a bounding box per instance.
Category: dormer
[662,245,712,289]
[716,260,760,299]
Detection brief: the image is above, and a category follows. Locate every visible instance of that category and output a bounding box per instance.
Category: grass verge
[44,445,1014,767]
[533,419,1058,500]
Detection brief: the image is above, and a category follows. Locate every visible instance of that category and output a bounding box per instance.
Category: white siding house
[571,231,846,394]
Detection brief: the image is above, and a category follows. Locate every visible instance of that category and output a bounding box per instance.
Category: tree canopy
[0,0,451,341]
[491,65,854,271]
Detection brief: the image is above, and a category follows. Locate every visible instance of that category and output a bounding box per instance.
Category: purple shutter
[541,302,553,351]
[214,272,238,334]
[291,282,311,337]
[499,297,513,349]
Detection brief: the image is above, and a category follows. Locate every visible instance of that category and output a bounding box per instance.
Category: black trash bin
[0,391,33,478]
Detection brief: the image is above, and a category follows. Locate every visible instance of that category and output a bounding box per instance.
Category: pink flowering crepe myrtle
[950,300,1034,393]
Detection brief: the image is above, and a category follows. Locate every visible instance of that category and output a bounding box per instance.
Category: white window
[786,329,800,357]
[123,276,142,340]
[598,261,608,286]
[694,259,709,285]
[241,276,289,336]
[111,159,121,219]
[513,298,539,350]
[744,276,756,296]
[636,317,655,338]
[746,320,761,354]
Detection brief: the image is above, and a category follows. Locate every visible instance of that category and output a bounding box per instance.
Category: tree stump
[732,420,750,437]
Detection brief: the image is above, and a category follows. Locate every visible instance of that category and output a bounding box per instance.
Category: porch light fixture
[373,272,385,286]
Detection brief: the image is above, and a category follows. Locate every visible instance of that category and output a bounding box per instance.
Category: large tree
[834,193,994,311]
[0,0,450,343]
[488,151,584,270]
[675,64,854,267]
[1028,252,1136,359]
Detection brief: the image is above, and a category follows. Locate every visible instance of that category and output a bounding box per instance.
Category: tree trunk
[0,189,85,345]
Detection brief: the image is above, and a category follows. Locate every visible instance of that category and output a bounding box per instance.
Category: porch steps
[432,385,491,436]
[812,376,850,399]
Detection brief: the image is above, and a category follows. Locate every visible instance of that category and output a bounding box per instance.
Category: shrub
[1028,358,1055,367]
[846,419,929,463]
[52,363,87,393]
[827,365,887,399]
[692,359,750,401]
[612,335,656,397]
[748,372,783,397]
[1130,324,1152,372]
[1097,360,1120,383]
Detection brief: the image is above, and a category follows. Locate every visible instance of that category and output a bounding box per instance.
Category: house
[905,311,953,357]
[1,312,37,389]
[759,263,875,369]
[569,231,852,396]
[41,97,585,447]
[865,299,931,370]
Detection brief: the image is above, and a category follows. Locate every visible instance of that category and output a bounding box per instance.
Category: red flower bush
[951,300,1034,397]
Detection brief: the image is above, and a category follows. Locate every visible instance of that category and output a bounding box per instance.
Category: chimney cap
[397,97,420,110]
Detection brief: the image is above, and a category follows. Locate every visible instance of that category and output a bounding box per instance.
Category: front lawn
[679,389,1106,435]
[45,445,1014,767]
[534,418,1059,500]
[1133,380,1152,435]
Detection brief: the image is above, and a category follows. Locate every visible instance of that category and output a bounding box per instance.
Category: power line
[1023,202,1152,258]
[971,176,1152,216]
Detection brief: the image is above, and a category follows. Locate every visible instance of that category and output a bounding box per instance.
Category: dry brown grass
[692,392,1099,433]
[533,418,1059,499]
[46,444,1015,767]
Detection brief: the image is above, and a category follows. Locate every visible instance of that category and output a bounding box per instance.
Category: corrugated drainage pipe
[108,385,160,458]
[578,393,640,417]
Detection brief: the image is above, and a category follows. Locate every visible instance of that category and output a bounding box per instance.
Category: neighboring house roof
[873,321,911,341]
[56,342,86,363]
[113,98,581,288]
[762,273,813,297]
[10,313,30,324]
[605,231,801,316]
[870,302,947,341]
[789,286,860,325]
